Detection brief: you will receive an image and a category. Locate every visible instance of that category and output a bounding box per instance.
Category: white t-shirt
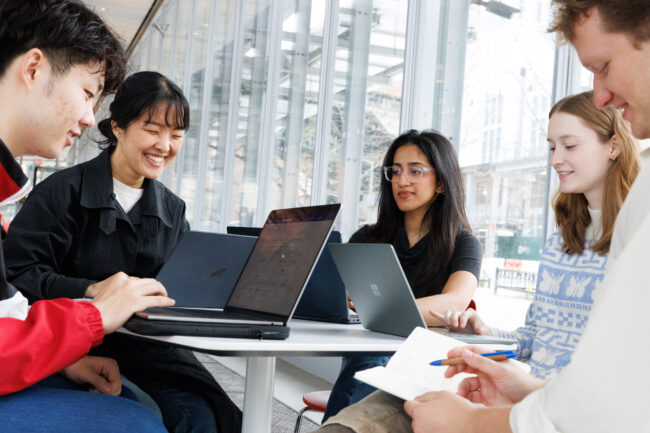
[113,178,144,213]
[585,207,602,242]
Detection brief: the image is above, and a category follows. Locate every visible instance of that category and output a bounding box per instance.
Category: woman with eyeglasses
[323,129,483,421]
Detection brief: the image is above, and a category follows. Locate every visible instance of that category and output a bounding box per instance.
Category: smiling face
[572,7,650,139]
[548,111,618,209]
[391,144,441,217]
[110,104,185,188]
[21,54,104,159]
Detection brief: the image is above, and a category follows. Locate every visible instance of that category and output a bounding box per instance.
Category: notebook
[329,243,516,344]
[227,227,359,324]
[128,203,341,339]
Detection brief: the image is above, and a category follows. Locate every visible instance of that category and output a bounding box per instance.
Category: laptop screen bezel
[227,227,349,322]
[223,203,341,323]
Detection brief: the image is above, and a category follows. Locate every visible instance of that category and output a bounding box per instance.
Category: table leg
[241,356,276,433]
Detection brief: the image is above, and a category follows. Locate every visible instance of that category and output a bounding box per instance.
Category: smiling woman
[98,71,189,189]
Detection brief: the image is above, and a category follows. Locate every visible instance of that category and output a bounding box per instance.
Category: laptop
[154,231,257,308]
[329,243,516,344]
[132,204,341,339]
[227,227,359,324]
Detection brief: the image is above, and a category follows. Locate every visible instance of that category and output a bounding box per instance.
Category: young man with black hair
[0,1,174,431]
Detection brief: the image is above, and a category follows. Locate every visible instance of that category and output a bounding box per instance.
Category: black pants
[91,333,242,433]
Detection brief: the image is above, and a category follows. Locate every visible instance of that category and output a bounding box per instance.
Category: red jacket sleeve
[0,298,104,395]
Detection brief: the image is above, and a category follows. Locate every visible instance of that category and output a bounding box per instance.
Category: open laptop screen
[226,204,340,317]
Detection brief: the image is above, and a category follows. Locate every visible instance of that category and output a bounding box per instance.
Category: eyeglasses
[383,166,435,183]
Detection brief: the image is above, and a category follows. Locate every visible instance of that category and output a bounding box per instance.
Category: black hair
[367,129,471,297]
[97,71,190,147]
[0,0,126,95]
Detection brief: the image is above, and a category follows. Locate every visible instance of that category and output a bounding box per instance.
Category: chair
[294,390,331,433]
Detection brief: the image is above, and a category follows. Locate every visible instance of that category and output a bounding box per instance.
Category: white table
[121,319,404,433]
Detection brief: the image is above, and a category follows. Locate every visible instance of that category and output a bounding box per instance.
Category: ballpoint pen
[430,350,516,366]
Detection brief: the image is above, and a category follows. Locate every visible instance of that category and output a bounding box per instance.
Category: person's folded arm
[418,233,482,326]
[417,270,478,326]
[0,298,103,395]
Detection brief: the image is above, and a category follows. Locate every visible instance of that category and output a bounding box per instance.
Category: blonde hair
[550,91,640,255]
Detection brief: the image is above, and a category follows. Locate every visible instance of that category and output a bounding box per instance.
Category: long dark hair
[97,71,189,146]
[366,129,471,294]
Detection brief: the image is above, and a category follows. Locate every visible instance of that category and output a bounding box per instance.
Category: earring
[610,155,617,161]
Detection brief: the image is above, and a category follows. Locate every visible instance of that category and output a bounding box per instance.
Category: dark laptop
[128,204,341,339]
[227,227,359,324]
[154,231,257,308]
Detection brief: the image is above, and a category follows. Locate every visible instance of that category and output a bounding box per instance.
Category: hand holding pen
[439,346,546,406]
[430,350,516,366]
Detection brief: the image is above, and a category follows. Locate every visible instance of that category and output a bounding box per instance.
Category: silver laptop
[329,243,516,344]
[139,204,341,327]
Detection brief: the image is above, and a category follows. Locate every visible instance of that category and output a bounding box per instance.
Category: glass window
[154,1,175,77]
[147,24,162,71]
[197,0,269,230]
[159,0,192,190]
[123,0,408,236]
[269,0,327,210]
[458,0,555,290]
[219,0,273,228]
[323,0,408,236]
[177,0,212,226]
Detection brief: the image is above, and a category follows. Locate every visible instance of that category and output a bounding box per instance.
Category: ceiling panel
[84,0,155,47]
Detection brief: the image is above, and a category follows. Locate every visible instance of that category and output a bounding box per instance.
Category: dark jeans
[91,334,239,433]
[0,375,166,433]
[323,354,391,421]
[142,379,218,433]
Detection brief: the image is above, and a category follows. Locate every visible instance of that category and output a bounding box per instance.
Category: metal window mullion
[280,0,312,209]
[156,6,165,72]
[175,0,198,195]
[241,4,271,226]
[244,8,271,187]
[311,0,340,205]
[161,0,180,187]
[401,0,439,132]
[399,0,419,132]
[544,44,579,240]
[339,0,372,237]
[144,31,153,69]
[168,0,180,82]
[434,0,469,150]
[218,0,246,231]
[193,0,219,230]
[255,0,285,225]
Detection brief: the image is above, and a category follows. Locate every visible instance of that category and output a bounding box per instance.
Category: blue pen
[430,350,516,366]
